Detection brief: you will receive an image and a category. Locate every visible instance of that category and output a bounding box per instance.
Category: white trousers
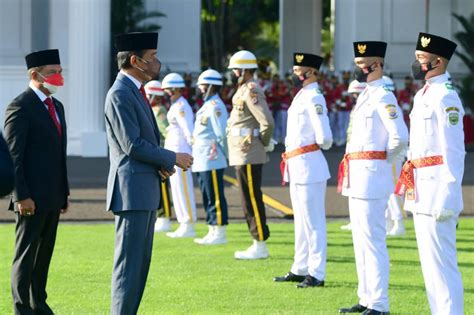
[413,212,464,315]
[349,197,389,312]
[169,167,196,223]
[290,181,327,280]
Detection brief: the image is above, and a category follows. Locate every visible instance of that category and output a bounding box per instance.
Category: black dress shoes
[339,304,368,313]
[273,272,306,282]
[361,309,389,315]
[296,275,324,288]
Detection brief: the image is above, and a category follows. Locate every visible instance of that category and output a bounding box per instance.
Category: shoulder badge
[445,106,460,113]
[446,106,460,126]
[448,112,459,126]
[385,104,398,119]
[383,85,392,92]
[215,110,222,117]
[314,104,324,115]
[247,82,256,89]
[200,116,208,125]
[211,99,217,106]
[179,110,185,117]
[445,82,454,90]
[252,97,258,104]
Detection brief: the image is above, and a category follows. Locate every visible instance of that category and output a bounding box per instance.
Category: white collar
[427,73,449,85]
[29,81,48,102]
[302,82,319,90]
[120,70,142,89]
[367,78,385,89]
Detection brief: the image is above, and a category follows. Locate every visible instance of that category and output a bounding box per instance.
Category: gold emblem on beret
[295,54,304,63]
[421,36,431,48]
[357,44,367,54]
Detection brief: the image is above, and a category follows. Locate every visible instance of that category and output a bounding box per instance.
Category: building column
[279,0,322,77]
[68,0,110,157]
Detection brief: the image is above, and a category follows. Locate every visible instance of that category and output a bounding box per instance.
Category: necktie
[44,97,62,137]
[139,85,152,107]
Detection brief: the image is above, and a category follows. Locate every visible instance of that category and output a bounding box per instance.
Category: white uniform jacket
[284,82,332,184]
[343,78,408,199]
[404,73,465,216]
[164,96,194,154]
[192,94,229,172]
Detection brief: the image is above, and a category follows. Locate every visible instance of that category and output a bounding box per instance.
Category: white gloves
[264,138,278,152]
[320,140,333,150]
[434,208,456,222]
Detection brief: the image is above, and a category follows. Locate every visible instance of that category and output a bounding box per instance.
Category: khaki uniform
[227,79,274,241]
[227,80,274,166]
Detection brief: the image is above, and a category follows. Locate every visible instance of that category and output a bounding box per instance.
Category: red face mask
[42,73,64,86]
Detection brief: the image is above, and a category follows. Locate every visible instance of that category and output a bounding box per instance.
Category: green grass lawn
[0,219,473,314]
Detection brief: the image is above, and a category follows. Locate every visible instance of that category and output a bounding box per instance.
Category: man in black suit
[3,49,69,315]
[0,133,14,197]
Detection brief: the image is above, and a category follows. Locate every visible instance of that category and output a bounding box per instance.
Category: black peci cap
[25,49,61,69]
[415,32,457,60]
[115,32,158,52]
[293,52,324,70]
[353,41,387,58]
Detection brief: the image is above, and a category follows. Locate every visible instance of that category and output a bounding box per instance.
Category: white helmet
[382,75,395,91]
[197,69,223,86]
[144,80,164,96]
[347,80,367,94]
[228,50,258,69]
[161,73,185,89]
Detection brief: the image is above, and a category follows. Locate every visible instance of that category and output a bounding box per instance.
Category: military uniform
[192,94,229,227]
[164,96,196,225]
[338,41,408,314]
[152,105,172,223]
[395,32,464,315]
[227,79,274,242]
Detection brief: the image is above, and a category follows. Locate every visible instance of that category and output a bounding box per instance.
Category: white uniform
[284,82,332,280]
[403,73,464,315]
[342,78,408,312]
[164,96,196,223]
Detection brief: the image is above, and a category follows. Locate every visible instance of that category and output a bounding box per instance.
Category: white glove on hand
[264,138,277,152]
[434,208,455,222]
[320,140,333,150]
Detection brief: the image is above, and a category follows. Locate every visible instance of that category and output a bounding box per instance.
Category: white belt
[230,128,260,137]
[192,138,215,146]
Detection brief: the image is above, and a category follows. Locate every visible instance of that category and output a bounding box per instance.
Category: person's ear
[130,55,138,66]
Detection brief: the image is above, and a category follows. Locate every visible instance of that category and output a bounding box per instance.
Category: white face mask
[42,82,60,94]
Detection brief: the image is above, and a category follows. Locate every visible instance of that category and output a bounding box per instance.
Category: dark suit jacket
[0,133,14,197]
[105,73,176,212]
[3,87,69,213]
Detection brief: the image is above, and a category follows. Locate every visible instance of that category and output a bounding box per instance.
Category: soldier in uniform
[337,41,408,315]
[162,72,197,238]
[395,33,464,315]
[273,53,332,288]
[144,80,173,232]
[192,69,230,245]
[227,50,275,260]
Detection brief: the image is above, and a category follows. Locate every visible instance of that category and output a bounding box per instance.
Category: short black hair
[116,50,145,70]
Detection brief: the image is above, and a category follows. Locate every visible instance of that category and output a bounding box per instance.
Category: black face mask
[230,72,239,85]
[411,60,436,80]
[353,64,374,83]
[291,70,312,86]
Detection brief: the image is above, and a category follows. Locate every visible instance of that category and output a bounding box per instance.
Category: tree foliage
[453,13,474,111]
[201,0,279,71]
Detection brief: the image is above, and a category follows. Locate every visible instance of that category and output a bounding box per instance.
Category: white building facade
[0,0,201,157]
